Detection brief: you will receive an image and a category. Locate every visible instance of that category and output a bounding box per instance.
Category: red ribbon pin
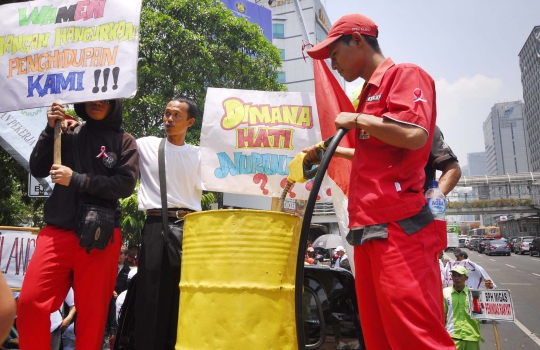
[96,146,108,159]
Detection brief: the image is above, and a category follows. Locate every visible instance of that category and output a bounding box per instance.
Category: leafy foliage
[119,183,147,245]
[0,148,45,227]
[447,198,533,209]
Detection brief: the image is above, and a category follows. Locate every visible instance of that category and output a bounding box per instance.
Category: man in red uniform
[306,14,455,349]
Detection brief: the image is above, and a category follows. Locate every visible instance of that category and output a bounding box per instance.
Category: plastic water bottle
[426,180,446,221]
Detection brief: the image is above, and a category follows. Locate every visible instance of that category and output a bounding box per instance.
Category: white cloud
[435,75,505,166]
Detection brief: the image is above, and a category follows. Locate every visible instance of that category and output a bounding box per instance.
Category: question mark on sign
[253,173,269,195]
[280,178,296,198]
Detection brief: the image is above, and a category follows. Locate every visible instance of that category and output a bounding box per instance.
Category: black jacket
[30,100,139,229]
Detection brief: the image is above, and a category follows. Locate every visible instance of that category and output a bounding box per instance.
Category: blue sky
[324,0,540,168]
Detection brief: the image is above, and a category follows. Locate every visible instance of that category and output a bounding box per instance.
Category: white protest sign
[0,107,54,191]
[0,227,38,290]
[468,289,514,321]
[0,0,142,113]
[200,88,332,201]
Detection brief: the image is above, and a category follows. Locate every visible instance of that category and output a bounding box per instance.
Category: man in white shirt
[334,246,348,269]
[133,97,202,350]
[443,251,496,289]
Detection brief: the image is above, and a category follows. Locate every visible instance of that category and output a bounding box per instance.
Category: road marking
[532,273,540,277]
[489,259,496,261]
[514,318,540,347]
[505,264,516,268]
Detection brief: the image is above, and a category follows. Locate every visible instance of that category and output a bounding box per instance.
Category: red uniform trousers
[354,220,455,350]
[17,225,121,350]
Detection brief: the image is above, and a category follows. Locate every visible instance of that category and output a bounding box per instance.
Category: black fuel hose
[295,128,349,349]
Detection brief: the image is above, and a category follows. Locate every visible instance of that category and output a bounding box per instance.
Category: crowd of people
[0,93,202,350]
[0,10,499,350]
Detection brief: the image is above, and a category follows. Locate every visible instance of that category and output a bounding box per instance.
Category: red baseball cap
[307,14,378,60]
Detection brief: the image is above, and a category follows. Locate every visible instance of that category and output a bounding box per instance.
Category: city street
[453,249,540,349]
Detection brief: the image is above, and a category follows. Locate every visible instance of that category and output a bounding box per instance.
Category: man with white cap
[304,12,454,350]
[333,246,348,269]
[443,266,484,349]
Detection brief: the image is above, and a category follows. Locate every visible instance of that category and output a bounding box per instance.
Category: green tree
[122,0,286,142]
[0,148,45,227]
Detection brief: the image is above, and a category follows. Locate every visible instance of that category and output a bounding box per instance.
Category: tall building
[519,26,540,171]
[252,0,346,93]
[467,152,487,176]
[483,101,529,175]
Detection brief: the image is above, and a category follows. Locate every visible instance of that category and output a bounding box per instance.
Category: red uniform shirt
[349,58,436,227]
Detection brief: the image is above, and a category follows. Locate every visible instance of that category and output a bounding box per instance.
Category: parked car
[468,238,481,250]
[509,237,520,253]
[484,240,511,256]
[477,238,496,254]
[530,237,540,257]
[514,236,535,255]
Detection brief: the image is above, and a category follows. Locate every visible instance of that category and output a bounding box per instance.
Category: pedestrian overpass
[446,172,540,216]
[313,173,540,220]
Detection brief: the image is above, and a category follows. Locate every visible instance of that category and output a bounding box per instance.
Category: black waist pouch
[76,203,115,253]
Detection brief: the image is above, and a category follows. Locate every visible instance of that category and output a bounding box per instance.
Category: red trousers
[17,225,121,350]
[354,220,455,350]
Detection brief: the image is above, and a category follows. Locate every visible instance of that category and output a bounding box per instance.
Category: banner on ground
[0,227,38,290]
[468,289,514,321]
[0,0,142,113]
[200,87,332,201]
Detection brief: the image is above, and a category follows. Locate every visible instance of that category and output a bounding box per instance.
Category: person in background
[0,274,16,344]
[444,251,495,290]
[424,126,461,194]
[125,244,140,267]
[103,246,131,350]
[305,247,315,261]
[51,288,76,350]
[443,266,484,349]
[333,246,348,269]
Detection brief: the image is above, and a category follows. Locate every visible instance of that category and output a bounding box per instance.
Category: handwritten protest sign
[0,227,38,290]
[0,0,142,113]
[200,88,332,201]
[468,289,514,321]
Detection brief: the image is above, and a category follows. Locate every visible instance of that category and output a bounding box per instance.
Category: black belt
[146,208,194,218]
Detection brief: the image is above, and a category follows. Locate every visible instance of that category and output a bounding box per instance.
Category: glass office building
[483,101,530,175]
[519,26,540,172]
[252,0,346,93]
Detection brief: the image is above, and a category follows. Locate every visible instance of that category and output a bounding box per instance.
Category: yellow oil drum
[176,209,302,350]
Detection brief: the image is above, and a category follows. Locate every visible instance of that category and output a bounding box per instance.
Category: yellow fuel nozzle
[287,152,309,184]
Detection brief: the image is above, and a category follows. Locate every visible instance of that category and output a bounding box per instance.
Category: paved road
[453,249,540,349]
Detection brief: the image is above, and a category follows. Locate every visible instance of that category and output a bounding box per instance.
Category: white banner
[0,107,53,192]
[200,87,332,201]
[0,0,142,113]
[0,228,37,290]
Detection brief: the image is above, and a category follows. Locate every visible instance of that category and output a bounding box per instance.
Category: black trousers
[134,216,181,350]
